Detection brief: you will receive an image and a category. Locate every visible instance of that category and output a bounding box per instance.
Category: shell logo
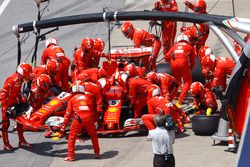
[39,109,46,113]
[49,100,59,106]
[108,107,117,113]
[80,101,86,106]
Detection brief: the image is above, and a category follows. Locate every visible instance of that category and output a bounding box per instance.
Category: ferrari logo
[49,100,60,106]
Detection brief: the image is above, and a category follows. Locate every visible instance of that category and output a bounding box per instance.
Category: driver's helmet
[37,74,52,90]
[45,37,58,48]
[194,0,207,14]
[72,80,85,93]
[16,63,32,81]
[121,21,135,39]
[81,38,94,55]
[97,78,111,93]
[124,63,137,77]
[190,82,205,99]
[94,38,105,52]
[176,33,190,43]
[146,84,161,99]
[46,59,60,77]
[146,71,159,84]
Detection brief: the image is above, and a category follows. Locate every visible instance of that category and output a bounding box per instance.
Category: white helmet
[176,33,190,43]
[45,37,58,48]
[205,48,213,56]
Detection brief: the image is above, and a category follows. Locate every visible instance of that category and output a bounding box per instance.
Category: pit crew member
[121,21,161,71]
[0,63,32,150]
[164,33,196,108]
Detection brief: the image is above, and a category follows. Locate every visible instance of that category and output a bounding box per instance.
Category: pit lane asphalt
[0,0,249,167]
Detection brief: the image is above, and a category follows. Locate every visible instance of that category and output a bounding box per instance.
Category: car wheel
[191,114,220,135]
[156,62,172,74]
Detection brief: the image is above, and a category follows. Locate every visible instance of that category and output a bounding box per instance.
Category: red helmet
[46,59,60,76]
[198,46,212,58]
[136,66,146,78]
[190,82,205,98]
[37,74,52,90]
[124,64,137,77]
[202,54,216,70]
[17,63,32,80]
[117,72,129,87]
[146,84,161,99]
[176,33,190,43]
[81,38,94,54]
[121,21,135,38]
[190,24,204,39]
[72,80,85,93]
[194,0,207,13]
[45,37,57,48]
[97,78,111,92]
[94,38,105,52]
[146,72,158,84]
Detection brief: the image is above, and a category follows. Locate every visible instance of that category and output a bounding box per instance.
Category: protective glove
[206,107,212,116]
[175,101,182,109]
[184,0,192,7]
[192,105,198,111]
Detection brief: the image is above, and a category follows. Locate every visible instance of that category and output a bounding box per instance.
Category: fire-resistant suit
[62,93,100,160]
[157,73,179,101]
[212,57,235,91]
[0,73,31,150]
[154,0,178,54]
[142,96,188,132]
[165,41,196,104]
[128,78,151,118]
[41,44,70,91]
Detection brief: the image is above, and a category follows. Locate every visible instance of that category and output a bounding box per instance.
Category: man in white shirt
[148,114,175,167]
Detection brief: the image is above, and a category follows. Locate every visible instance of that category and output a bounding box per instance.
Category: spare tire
[156,57,205,84]
[191,114,220,135]
[156,62,172,74]
[191,57,205,84]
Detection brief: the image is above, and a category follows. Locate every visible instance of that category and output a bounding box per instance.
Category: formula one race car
[6,47,154,136]
[8,92,71,132]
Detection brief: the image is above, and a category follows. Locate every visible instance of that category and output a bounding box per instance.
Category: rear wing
[109,47,153,59]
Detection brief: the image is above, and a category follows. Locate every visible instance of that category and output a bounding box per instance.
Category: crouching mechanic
[0,63,32,150]
[41,37,70,91]
[146,72,179,101]
[28,74,52,111]
[142,84,188,133]
[58,81,101,161]
[190,82,217,116]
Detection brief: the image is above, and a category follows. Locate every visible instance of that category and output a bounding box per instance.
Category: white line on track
[0,0,11,16]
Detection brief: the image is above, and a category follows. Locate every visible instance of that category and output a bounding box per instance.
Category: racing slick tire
[191,114,220,135]
[191,57,205,84]
[156,62,172,74]
[156,57,205,83]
